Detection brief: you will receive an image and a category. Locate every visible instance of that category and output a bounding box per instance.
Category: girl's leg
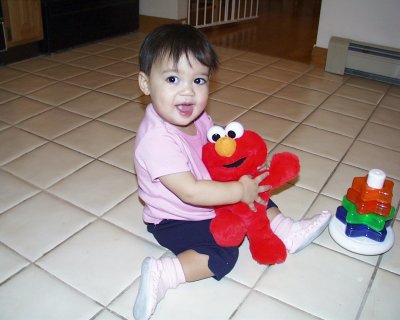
[266,206,280,221]
[177,249,214,281]
[133,250,215,320]
[133,219,237,320]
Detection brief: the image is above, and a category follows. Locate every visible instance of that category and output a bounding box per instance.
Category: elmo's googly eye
[207,125,226,143]
[225,122,244,139]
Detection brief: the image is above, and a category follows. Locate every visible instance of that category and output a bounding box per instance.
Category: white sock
[159,256,186,290]
[270,213,294,239]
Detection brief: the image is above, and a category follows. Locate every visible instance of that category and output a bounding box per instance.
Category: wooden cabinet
[40,0,139,53]
[1,0,43,48]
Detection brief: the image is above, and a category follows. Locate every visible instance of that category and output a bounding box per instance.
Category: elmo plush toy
[202,122,300,265]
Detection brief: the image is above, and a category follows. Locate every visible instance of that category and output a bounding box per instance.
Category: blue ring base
[329,216,394,255]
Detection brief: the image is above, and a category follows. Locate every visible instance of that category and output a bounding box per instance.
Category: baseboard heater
[325,37,400,85]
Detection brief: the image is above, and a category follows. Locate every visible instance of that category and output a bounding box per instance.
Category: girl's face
[138,53,210,135]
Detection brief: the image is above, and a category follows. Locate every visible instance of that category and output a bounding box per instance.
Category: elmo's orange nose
[215,137,236,157]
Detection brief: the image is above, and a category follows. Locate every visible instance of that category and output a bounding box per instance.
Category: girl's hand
[239,172,271,211]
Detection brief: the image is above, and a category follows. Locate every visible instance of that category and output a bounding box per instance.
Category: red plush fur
[202,128,300,264]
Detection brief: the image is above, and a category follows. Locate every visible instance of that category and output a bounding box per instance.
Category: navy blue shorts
[147,199,277,280]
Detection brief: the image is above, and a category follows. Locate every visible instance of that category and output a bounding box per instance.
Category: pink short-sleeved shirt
[134,104,216,224]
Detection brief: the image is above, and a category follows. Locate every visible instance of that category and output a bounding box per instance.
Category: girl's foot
[133,257,185,320]
[271,211,332,253]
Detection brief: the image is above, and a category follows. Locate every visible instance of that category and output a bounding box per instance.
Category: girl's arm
[159,171,270,210]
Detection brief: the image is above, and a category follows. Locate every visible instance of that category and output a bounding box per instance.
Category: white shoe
[133,256,185,320]
[282,211,332,253]
[133,257,166,320]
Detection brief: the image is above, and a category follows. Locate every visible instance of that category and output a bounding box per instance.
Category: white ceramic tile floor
[0,31,399,320]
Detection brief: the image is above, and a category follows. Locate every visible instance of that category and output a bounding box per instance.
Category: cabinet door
[2,0,43,47]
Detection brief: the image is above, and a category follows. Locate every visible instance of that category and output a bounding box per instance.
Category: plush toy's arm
[263,152,300,189]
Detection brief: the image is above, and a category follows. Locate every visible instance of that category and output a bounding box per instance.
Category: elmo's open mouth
[223,157,246,168]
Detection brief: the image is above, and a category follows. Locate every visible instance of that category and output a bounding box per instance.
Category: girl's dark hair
[139,24,219,75]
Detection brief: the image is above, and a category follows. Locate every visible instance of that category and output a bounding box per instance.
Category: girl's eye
[167,76,178,83]
[194,78,207,85]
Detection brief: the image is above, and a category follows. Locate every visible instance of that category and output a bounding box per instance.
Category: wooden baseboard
[311,46,328,68]
[139,15,187,33]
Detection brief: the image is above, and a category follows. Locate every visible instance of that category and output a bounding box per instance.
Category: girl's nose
[181,82,195,95]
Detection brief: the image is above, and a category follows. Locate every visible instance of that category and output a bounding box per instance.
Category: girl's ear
[138,72,150,95]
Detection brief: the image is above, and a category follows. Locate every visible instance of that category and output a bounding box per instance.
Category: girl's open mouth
[176,104,194,117]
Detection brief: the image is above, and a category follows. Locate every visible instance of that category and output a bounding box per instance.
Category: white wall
[317,0,400,49]
[139,0,188,20]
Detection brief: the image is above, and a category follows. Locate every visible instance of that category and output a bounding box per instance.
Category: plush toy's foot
[271,211,332,253]
[210,213,246,247]
[250,234,287,265]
